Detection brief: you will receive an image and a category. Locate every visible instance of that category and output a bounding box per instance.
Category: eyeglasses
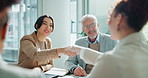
[83,22,96,29]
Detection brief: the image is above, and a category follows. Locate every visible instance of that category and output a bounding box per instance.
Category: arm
[65,55,79,73]
[79,47,103,65]
[65,39,84,73]
[3,64,44,78]
[66,45,103,66]
[65,40,81,73]
[20,39,60,62]
[87,52,119,78]
[20,38,77,64]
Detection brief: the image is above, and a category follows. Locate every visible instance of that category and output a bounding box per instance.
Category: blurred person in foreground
[0,0,44,78]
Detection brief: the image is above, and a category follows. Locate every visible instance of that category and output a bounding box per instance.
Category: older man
[65,14,117,76]
[0,0,43,78]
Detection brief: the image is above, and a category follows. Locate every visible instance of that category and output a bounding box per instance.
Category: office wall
[41,0,71,68]
[89,0,116,33]
[89,0,116,16]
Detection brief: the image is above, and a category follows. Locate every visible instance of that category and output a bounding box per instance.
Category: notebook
[44,67,68,76]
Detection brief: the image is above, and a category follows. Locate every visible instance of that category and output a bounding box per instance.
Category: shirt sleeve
[87,52,119,78]
[20,39,60,62]
[65,55,79,73]
[79,47,103,65]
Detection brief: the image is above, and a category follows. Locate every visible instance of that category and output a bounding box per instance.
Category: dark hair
[0,15,8,28]
[114,0,148,32]
[34,15,54,32]
[0,0,20,12]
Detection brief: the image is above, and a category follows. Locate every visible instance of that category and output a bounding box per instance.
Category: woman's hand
[66,45,81,54]
[32,67,42,72]
[57,47,79,57]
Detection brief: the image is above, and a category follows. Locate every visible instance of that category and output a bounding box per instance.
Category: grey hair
[81,14,98,26]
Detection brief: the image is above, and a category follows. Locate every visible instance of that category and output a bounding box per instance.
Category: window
[2,0,37,62]
[70,0,77,45]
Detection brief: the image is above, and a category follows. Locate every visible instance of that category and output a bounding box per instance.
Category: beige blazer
[18,31,60,71]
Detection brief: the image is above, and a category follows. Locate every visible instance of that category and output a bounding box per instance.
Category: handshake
[58,45,83,57]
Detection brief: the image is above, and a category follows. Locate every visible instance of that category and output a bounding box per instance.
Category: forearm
[21,40,60,61]
[65,55,79,73]
[65,60,78,70]
[65,61,78,73]
[35,49,60,60]
[57,48,65,55]
[80,48,103,65]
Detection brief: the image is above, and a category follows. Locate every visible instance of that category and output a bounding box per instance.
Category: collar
[115,32,147,49]
[86,34,99,44]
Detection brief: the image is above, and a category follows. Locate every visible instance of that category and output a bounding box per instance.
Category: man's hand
[59,45,82,57]
[73,66,87,77]
[57,48,78,57]
[32,67,42,72]
[65,45,81,54]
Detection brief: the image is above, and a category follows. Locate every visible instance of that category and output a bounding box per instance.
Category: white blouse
[80,32,148,78]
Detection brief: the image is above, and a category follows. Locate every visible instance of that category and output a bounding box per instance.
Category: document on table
[44,67,87,78]
[44,67,68,76]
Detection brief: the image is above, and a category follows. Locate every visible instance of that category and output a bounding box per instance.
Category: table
[44,74,87,78]
[44,67,87,78]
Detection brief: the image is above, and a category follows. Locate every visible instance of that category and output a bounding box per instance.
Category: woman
[18,15,77,72]
[69,0,148,78]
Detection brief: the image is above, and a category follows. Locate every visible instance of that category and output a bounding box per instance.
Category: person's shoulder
[100,33,114,42]
[101,50,116,62]
[100,33,117,42]
[76,36,87,42]
[0,64,43,78]
[21,35,32,39]
[75,36,87,45]
[100,33,111,38]
[21,32,35,41]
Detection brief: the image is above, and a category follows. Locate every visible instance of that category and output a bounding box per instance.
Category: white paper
[44,67,68,76]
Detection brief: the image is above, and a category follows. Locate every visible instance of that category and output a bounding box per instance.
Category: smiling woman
[34,15,54,41]
[18,15,77,72]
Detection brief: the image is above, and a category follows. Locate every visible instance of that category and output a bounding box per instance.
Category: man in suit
[0,0,44,78]
[65,14,117,76]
